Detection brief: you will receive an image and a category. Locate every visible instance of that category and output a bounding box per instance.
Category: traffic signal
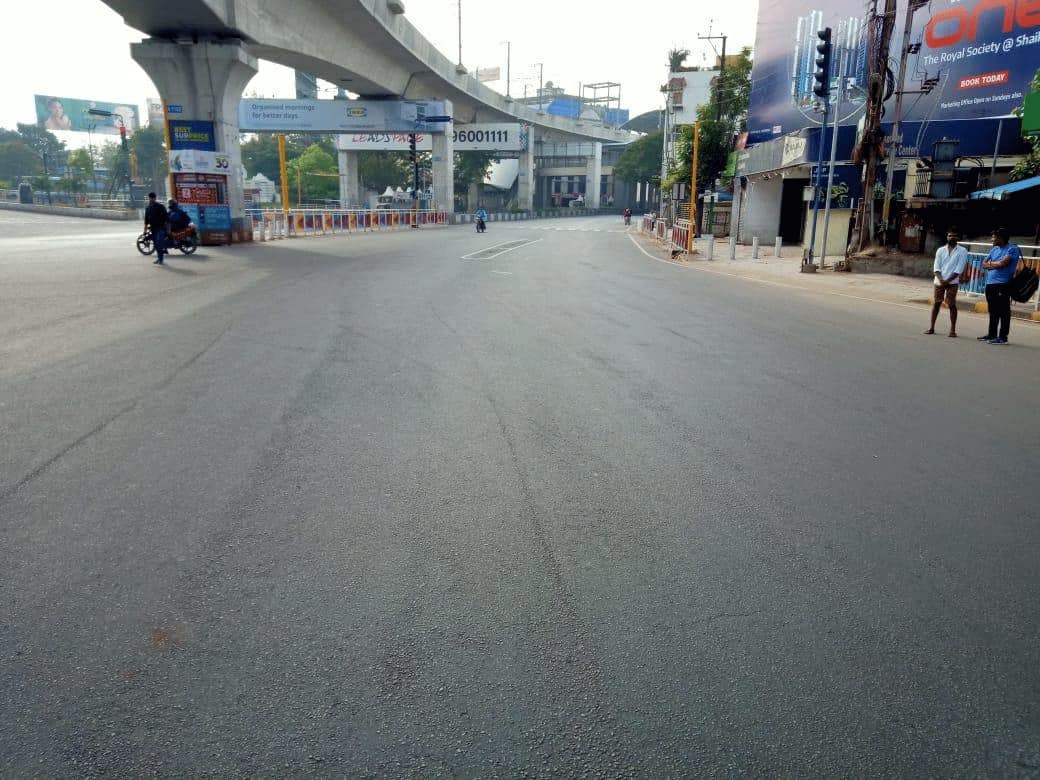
[813,27,832,100]
[119,124,128,151]
[409,133,417,157]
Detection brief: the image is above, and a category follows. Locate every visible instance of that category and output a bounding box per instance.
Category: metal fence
[959,241,1040,312]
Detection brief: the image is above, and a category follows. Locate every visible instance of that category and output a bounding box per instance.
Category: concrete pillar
[337,150,360,208]
[431,104,455,213]
[468,181,480,212]
[585,142,603,209]
[517,140,535,211]
[131,38,258,238]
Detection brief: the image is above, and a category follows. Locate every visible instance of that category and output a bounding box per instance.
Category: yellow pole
[278,134,290,214]
[688,120,700,251]
[162,100,175,200]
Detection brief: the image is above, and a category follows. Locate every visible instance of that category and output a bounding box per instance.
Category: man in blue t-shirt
[977,227,1021,345]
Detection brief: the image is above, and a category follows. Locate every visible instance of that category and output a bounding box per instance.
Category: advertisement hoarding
[747,0,1040,144]
[169,149,232,175]
[336,123,527,152]
[34,94,140,135]
[173,172,231,244]
[239,99,449,133]
[169,120,217,151]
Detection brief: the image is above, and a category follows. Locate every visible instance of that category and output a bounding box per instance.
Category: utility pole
[880,0,926,244]
[698,33,728,121]
[853,0,897,253]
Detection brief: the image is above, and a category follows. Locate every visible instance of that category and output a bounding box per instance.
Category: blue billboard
[169,120,217,151]
[748,0,1040,145]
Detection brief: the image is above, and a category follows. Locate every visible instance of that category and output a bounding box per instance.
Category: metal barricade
[670,219,691,255]
[961,241,1040,312]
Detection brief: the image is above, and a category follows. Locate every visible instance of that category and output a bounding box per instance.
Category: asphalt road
[2,210,1039,775]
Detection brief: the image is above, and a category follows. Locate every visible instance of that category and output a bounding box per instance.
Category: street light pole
[503,41,511,98]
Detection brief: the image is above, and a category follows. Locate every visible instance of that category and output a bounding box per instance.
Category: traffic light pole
[804,27,832,271]
[806,100,829,269]
[819,47,846,267]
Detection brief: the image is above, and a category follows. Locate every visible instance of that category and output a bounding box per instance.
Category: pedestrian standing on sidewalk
[925,228,968,337]
[978,227,1021,345]
[144,192,168,266]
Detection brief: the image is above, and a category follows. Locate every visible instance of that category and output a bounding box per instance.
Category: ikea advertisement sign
[747,0,1040,144]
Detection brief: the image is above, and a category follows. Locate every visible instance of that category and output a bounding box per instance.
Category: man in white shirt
[925,228,969,337]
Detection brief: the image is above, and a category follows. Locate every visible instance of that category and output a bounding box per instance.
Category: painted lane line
[461,238,542,261]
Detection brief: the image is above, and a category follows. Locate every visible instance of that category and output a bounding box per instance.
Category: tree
[668,48,691,71]
[288,143,338,204]
[358,150,409,193]
[67,148,94,179]
[613,131,663,184]
[1010,68,1040,182]
[130,125,167,191]
[16,123,65,162]
[454,150,498,194]
[0,140,43,184]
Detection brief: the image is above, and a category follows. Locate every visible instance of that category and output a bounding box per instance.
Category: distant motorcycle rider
[167,199,190,235]
[475,206,488,232]
[144,192,168,265]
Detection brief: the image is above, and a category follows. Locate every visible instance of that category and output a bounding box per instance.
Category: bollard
[774,237,782,257]
[729,236,737,260]
[706,236,715,261]
[752,236,759,259]
[258,217,266,242]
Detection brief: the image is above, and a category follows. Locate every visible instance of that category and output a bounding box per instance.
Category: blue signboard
[169,120,217,151]
[748,0,1040,145]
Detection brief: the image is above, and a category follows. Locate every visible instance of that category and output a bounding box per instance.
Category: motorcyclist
[475,206,488,231]
[623,207,632,225]
[167,199,191,236]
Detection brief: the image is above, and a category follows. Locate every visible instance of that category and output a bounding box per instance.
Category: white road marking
[491,270,513,275]
[461,238,542,261]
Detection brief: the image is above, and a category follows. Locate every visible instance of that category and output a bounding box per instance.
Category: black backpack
[1009,265,1039,303]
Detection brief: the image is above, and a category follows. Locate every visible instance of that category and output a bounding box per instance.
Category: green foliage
[130,126,167,189]
[454,150,498,192]
[668,48,690,71]
[358,151,410,193]
[288,143,338,203]
[0,140,43,181]
[16,123,65,163]
[614,131,663,184]
[67,148,94,178]
[1009,68,1040,182]
[663,47,753,193]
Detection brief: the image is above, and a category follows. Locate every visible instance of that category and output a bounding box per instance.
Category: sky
[1,0,759,147]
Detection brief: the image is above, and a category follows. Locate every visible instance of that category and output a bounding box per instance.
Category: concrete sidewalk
[633,229,1040,324]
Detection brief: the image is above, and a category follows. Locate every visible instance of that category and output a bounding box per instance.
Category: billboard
[169,149,232,175]
[239,99,450,133]
[747,0,1040,143]
[169,120,217,151]
[34,95,140,135]
[337,124,528,152]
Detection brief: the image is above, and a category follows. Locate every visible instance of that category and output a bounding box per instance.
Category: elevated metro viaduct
[100,0,633,234]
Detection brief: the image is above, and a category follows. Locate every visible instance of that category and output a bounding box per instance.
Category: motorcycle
[136,224,199,256]
[623,213,632,226]
[475,217,487,233]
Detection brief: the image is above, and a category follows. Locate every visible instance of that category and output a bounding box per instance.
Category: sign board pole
[881,0,919,245]
[688,120,700,249]
[278,134,290,215]
[162,100,175,200]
